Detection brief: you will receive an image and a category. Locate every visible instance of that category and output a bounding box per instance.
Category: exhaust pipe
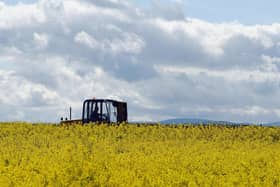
[70,106,72,120]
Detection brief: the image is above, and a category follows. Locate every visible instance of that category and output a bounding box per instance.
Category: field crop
[1,123,280,186]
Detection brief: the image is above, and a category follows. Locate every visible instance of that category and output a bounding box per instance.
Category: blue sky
[4,0,280,25]
[137,0,280,24]
[185,0,280,24]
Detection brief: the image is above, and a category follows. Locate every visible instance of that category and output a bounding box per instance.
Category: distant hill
[131,118,280,126]
[262,122,280,126]
[159,118,280,126]
[160,118,247,125]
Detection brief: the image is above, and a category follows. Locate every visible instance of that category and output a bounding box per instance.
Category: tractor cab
[82,99,127,124]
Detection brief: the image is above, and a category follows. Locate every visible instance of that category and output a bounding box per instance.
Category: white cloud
[105,32,145,55]
[1,0,280,123]
[74,31,99,49]
[62,0,130,22]
[156,64,280,82]
[0,2,45,29]
[0,70,60,107]
[74,30,145,55]
[33,32,49,49]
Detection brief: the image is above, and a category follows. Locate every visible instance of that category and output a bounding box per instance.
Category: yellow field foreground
[0,123,280,186]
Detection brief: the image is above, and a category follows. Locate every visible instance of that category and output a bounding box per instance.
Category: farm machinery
[61,99,128,125]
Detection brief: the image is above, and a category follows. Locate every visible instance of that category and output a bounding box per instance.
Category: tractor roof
[83,99,126,104]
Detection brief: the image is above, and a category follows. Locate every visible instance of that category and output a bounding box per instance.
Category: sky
[135,0,280,25]
[3,0,280,24]
[1,0,280,123]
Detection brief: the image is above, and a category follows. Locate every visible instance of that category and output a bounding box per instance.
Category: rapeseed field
[0,122,280,186]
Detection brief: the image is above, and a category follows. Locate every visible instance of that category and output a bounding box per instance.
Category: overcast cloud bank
[1,0,280,123]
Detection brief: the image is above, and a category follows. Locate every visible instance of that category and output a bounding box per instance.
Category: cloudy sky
[1,0,280,123]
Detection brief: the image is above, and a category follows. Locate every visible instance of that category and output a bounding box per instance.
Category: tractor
[61,99,128,125]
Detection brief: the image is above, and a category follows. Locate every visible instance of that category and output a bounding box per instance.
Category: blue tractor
[61,99,128,124]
